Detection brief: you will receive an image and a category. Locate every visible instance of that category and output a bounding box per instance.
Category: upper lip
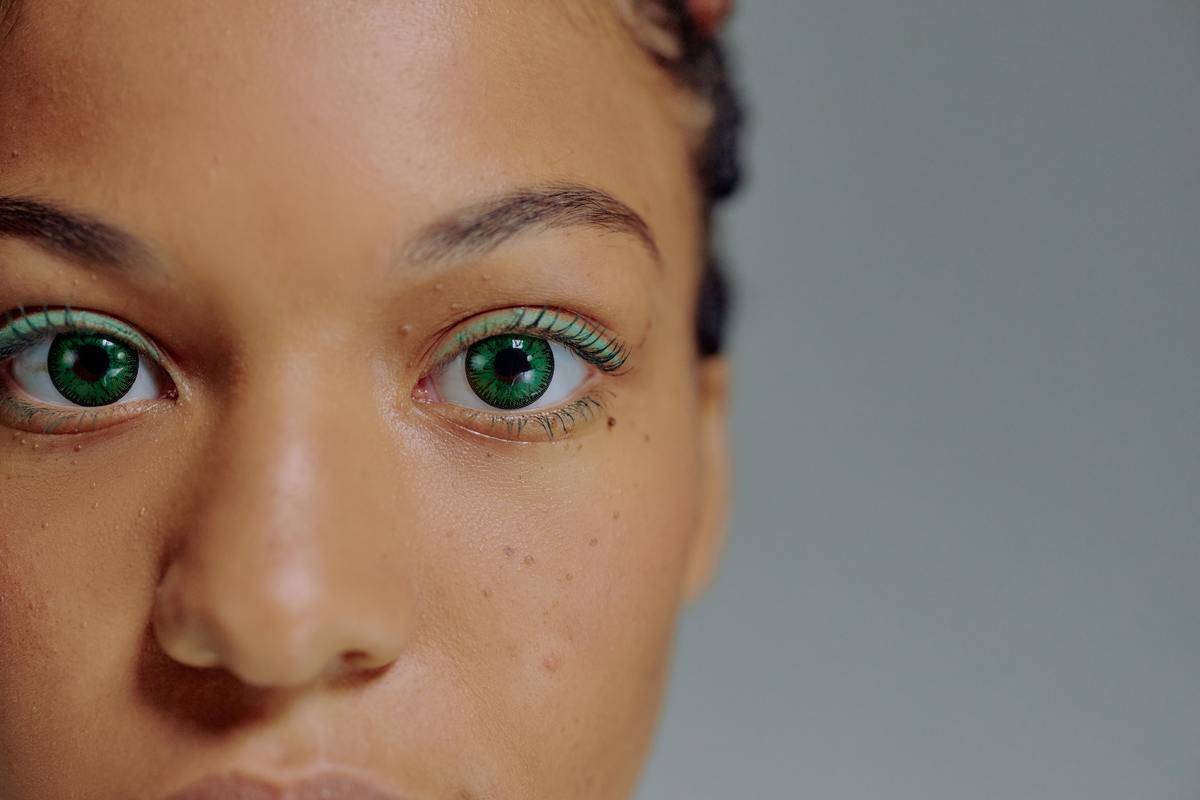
[163,771,410,800]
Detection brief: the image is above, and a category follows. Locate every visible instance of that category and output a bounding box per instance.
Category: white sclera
[10,337,166,406]
[432,339,590,412]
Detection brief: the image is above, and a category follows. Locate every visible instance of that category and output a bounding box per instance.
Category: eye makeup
[416,305,632,442]
[0,306,164,362]
[429,306,630,375]
[0,306,175,434]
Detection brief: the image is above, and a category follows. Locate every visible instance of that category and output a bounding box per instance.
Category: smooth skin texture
[0,1,730,798]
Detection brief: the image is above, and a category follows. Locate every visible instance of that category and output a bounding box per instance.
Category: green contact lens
[47,332,140,407]
[466,334,554,410]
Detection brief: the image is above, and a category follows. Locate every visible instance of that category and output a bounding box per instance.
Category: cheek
[407,390,703,787]
[0,433,168,795]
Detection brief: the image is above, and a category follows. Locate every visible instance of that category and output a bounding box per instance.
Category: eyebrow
[0,195,154,271]
[0,183,661,276]
[403,183,661,266]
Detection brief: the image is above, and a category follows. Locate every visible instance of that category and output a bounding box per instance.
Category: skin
[0,2,730,798]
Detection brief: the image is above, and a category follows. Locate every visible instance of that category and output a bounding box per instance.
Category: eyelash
[428,306,630,375]
[421,306,631,441]
[0,305,173,434]
[0,304,630,440]
[442,392,613,441]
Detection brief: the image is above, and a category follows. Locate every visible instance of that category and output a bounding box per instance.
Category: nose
[151,353,413,689]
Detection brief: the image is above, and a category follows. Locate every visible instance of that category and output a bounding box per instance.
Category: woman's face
[0,1,729,798]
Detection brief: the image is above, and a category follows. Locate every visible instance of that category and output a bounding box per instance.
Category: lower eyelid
[0,358,175,435]
[0,391,168,435]
[417,390,614,442]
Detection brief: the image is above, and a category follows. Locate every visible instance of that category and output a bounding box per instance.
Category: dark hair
[630,0,746,357]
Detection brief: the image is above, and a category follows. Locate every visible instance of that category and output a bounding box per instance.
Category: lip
[164,771,410,800]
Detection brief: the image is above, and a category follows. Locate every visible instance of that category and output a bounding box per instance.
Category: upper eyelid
[0,306,164,362]
[428,306,631,374]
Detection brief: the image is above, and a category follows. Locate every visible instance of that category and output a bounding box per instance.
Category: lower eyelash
[451,392,610,441]
[0,390,165,434]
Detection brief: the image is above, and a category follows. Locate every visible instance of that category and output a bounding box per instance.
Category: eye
[414,306,631,440]
[432,333,590,412]
[0,307,174,432]
[12,332,165,407]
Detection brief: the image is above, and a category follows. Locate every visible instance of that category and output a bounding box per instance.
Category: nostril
[341,650,370,667]
[321,649,394,686]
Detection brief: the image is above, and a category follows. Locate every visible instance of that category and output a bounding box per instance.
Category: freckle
[40,522,49,529]
[589,537,599,547]
[607,417,617,428]
[503,546,515,558]
[91,501,100,509]
[89,481,97,489]
[542,654,560,673]
[73,444,83,452]
[482,588,492,599]
[399,324,412,336]
[70,459,77,466]
[31,443,39,451]
[643,434,652,444]
[565,572,573,582]
[613,511,621,520]
[524,555,535,566]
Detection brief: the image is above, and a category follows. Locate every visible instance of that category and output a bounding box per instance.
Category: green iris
[466,334,555,410]
[47,332,140,407]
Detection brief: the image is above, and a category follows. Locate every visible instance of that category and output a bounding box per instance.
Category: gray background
[639,1,1200,798]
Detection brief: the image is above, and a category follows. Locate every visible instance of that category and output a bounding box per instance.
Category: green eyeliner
[0,307,163,362]
[434,306,629,372]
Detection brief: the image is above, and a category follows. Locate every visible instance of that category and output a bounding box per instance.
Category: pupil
[72,344,111,382]
[494,347,532,383]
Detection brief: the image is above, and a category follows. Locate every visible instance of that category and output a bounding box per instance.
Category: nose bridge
[153,344,412,688]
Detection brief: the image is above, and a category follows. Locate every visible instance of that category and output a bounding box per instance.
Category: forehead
[0,0,690,277]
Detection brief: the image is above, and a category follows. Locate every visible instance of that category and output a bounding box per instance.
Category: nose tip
[152,558,407,689]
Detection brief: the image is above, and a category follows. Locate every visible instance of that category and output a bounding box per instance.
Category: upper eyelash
[436,306,630,374]
[0,305,164,362]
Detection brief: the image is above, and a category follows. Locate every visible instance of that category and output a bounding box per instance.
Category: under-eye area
[0,306,176,434]
[414,306,630,441]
